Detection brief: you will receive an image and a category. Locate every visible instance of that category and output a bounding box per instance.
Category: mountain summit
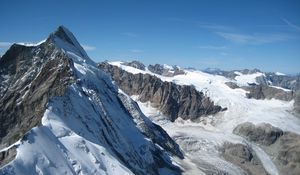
[48,25,90,60]
[0,26,182,175]
[53,26,78,46]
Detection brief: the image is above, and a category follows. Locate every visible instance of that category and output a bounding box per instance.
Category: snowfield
[112,61,300,175]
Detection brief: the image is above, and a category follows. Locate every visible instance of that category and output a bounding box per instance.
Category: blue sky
[0,0,300,73]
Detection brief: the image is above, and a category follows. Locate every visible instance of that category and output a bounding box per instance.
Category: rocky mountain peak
[0,26,183,174]
[47,26,90,61]
[52,25,77,46]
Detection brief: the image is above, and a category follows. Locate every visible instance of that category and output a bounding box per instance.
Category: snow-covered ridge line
[16,39,46,47]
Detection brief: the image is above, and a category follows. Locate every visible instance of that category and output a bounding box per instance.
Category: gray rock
[243,85,293,101]
[233,122,283,146]
[294,89,300,114]
[148,64,185,77]
[225,82,240,89]
[122,60,146,70]
[0,39,74,150]
[98,62,224,121]
[220,142,268,175]
[233,122,300,175]
[0,147,16,168]
[256,73,300,91]
[275,132,300,175]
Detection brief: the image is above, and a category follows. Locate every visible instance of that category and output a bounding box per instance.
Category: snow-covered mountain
[100,60,300,175]
[1,27,300,175]
[0,26,183,175]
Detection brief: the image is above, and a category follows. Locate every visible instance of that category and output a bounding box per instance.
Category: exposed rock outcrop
[256,73,300,91]
[243,85,293,101]
[294,89,300,114]
[225,82,240,89]
[233,122,283,146]
[98,62,224,121]
[148,64,185,77]
[275,132,300,175]
[0,36,74,150]
[220,142,268,175]
[122,60,146,70]
[225,81,294,101]
[234,122,300,175]
[0,147,16,168]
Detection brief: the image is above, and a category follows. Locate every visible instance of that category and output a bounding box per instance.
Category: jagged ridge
[0,26,182,174]
[98,62,224,122]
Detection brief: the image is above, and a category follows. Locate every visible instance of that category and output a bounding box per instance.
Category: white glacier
[112,61,300,175]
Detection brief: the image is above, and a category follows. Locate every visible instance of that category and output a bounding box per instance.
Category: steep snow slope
[0,27,182,175]
[110,61,300,174]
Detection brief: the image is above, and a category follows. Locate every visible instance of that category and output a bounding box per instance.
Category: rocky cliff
[98,62,224,122]
[0,34,74,150]
[243,84,294,101]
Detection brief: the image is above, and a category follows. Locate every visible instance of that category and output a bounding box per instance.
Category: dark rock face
[0,147,16,168]
[256,73,300,113]
[98,62,224,121]
[234,122,300,175]
[148,64,185,77]
[233,122,283,146]
[220,142,268,175]
[0,40,74,150]
[225,82,294,101]
[293,90,300,114]
[243,85,293,101]
[225,82,240,89]
[244,85,265,99]
[122,60,146,70]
